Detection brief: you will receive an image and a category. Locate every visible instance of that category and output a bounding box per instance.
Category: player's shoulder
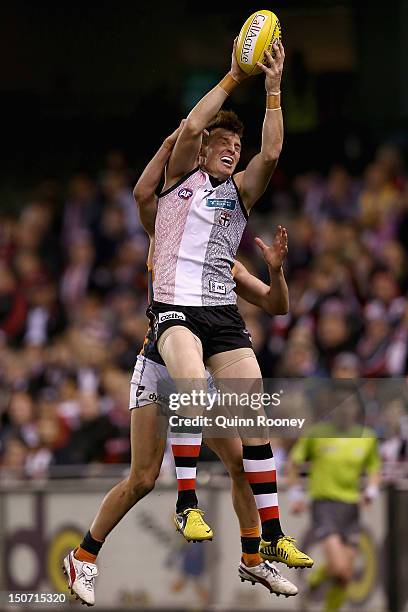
[160,166,201,198]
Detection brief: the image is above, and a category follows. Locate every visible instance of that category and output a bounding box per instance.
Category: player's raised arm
[133,122,185,235]
[234,41,285,211]
[165,40,248,189]
[234,225,289,315]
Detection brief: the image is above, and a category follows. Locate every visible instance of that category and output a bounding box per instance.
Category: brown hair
[206,110,244,138]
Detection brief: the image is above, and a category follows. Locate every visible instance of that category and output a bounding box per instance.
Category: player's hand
[255,225,288,272]
[230,37,249,83]
[362,484,379,506]
[164,119,186,150]
[257,40,285,94]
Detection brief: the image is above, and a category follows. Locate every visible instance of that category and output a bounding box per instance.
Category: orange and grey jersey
[153,167,248,306]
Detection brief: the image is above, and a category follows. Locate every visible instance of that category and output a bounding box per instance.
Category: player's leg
[205,436,298,597]
[207,348,313,568]
[323,534,355,582]
[159,325,213,540]
[90,405,166,540]
[63,355,168,605]
[207,350,282,539]
[322,535,355,611]
[63,404,165,605]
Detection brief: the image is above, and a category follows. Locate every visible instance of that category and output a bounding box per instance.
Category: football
[236,9,281,75]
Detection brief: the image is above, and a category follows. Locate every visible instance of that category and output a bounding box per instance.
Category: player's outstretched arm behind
[133,121,184,235]
[234,225,289,315]
[234,41,285,211]
[165,40,248,189]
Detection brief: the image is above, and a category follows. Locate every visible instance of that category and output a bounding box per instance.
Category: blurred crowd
[1,144,408,480]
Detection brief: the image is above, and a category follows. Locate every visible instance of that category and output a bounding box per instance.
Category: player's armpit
[234,152,278,211]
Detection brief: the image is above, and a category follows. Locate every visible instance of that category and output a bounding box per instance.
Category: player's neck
[201,164,230,185]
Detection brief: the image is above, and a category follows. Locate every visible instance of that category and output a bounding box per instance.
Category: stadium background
[1,1,408,611]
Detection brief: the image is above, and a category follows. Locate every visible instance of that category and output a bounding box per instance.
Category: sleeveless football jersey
[153,167,248,306]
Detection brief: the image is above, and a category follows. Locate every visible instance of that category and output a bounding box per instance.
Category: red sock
[242,444,283,543]
[170,432,202,513]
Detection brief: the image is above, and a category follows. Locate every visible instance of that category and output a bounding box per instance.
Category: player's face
[204,129,241,179]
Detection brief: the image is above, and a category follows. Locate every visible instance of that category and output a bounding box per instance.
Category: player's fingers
[264,49,274,66]
[254,237,268,251]
[279,40,285,58]
[272,40,281,60]
[256,62,269,74]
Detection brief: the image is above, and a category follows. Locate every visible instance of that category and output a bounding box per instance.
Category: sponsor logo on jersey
[158,311,186,324]
[209,280,226,295]
[206,198,236,211]
[218,212,231,227]
[178,188,193,200]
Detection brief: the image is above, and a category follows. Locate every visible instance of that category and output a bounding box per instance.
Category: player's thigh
[129,405,166,479]
[206,348,262,379]
[158,325,206,382]
[128,356,169,478]
[207,349,266,444]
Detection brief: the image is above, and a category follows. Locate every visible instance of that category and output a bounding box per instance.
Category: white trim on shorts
[129,355,216,410]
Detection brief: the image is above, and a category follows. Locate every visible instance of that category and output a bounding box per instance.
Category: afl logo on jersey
[219,212,231,227]
[178,188,193,200]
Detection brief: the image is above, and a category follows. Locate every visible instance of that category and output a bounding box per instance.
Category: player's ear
[201,129,210,148]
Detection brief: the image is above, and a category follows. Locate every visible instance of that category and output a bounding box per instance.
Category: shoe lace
[260,561,279,578]
[262,561,293,585]
[81,565,98,591]
[279,536,296,549]
[185,508,206,527]
[81,573,96,591]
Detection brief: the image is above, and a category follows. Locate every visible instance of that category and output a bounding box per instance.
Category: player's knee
[339,564,353,582]
[225,457,246,483]
[127,471,158,501]
[328,558,351,582]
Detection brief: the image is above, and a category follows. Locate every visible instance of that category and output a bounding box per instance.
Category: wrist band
[219,73,240,95]
[365,484,379,500]
[266,93,281,109]
[266,107,282,111]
